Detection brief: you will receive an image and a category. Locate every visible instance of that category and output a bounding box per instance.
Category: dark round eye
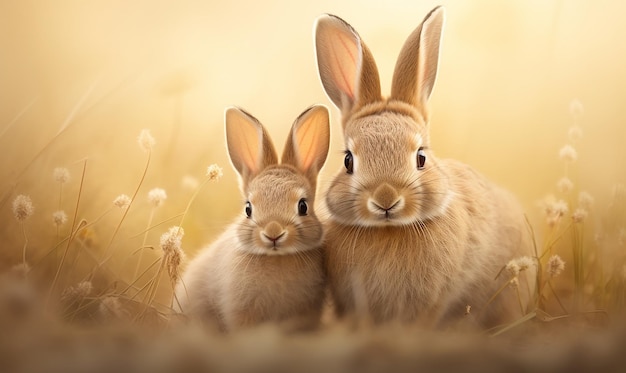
[298,198,308,216]
[245,201,252,218]
[344,151,354,174]
[417,148,426,170]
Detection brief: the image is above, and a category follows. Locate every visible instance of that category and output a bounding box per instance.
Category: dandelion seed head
[166,248,186,283]
[52,210,68,227]
[569,99,584,118]
[557,177,574,194]
[113,194,131,210]
[539,194,557,216]
[181,175,199,191]
[546,255,565,278]
[578,191,594,210]
[505,260,520,277]
[509,277,519,289]
[553,199,569,217]
[160,226,184,254]
[206,164,223,181]
[12,195,34,222]
[559,145,578,162]
[99,296,127,320]
[516,256,535,272]
[138,129,155,153]
[160,226,186,283]
[540,195,568,218]
[148,188,167,208]
[62,281,93,301]
[53,167,70,184]
[568,126,583,143]
[572,208,588,223]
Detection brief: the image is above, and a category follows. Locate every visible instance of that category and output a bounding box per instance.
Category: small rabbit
[175,105,330,331]
[314,6,534,327]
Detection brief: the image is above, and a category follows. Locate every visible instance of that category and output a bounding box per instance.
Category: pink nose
[262,221,286,244]
[263,232,285,243]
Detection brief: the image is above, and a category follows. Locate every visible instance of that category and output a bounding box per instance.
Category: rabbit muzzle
[367,183,405,220]
[260,221,288,249]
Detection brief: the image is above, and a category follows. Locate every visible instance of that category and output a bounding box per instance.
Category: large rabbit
[176,105,330,331]
[314,6,534,327]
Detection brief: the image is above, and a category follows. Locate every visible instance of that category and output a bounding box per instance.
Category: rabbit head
[225,105,330,255]
[315,7,453,227]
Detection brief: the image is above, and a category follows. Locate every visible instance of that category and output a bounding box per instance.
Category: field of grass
[2,1,626,371]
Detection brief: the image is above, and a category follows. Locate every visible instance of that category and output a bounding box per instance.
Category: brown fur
[176,106,331,331]
[314,7,534,327]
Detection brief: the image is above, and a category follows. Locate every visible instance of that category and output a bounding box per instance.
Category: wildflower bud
[61,281,93,301]
[99,296,127,320]
[138,129,155,153]
[569,99,584,119]
[147,188,167,208]
[572,208,588,223]
[578,191,594,210]
[160,226,186,283]
[52,210,68,227]
[568,126,583,143]
[553,200,569,217]
[546,255,565,278]
[557,177,574,194]
[113,194,132,210]
[206,164,223,181]
[53,167,70,183]
[516,256,535,272]
[505,260,520,277]
[559,145,577,162]
[12,195,34,222]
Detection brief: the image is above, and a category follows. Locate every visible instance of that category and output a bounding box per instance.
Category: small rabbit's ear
[314,14,382,120]
[225,107,278,185]
[282,105,330,186]
[390,6,445,111]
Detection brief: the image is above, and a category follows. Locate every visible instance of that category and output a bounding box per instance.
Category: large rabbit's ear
[225,107,278,186]
[314,14,382,119]
[282,105,330,186]
[390,6,445,110]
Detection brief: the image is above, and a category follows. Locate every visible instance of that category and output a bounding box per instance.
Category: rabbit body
[315,8,534,327]
[179,224,325,330]
[325,153,531,326]
[176,106,331,331]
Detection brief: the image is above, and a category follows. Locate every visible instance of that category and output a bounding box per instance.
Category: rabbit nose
[262,221,286,243]
[369,183,403,212]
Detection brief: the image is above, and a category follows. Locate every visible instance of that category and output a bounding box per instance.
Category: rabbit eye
[245,201,252,218]
[298,198,308,216]
[417,148,426,170]
[344,151,354,174]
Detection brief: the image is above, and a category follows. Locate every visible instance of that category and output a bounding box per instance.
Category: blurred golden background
[0,0,624,297]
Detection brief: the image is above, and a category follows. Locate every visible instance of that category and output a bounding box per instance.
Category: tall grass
[0,97,624,372]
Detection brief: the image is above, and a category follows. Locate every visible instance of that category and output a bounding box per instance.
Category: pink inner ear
[330,33,359,100]
[226,113,262,175]
[296,127,318,171]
